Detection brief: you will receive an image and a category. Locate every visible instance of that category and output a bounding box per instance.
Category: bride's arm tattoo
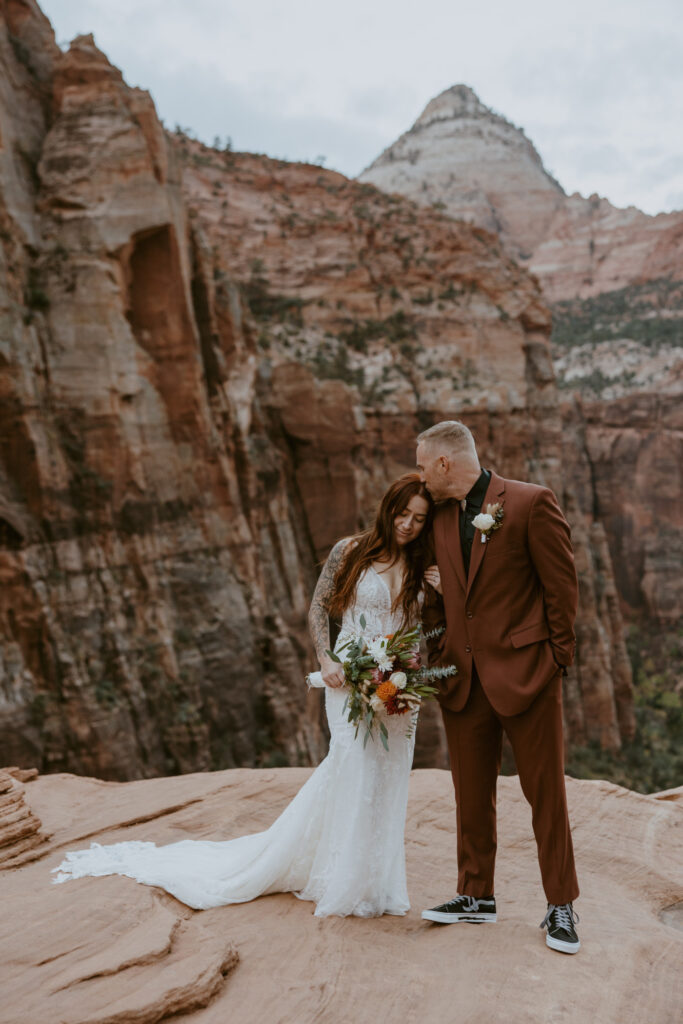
[308,538,349,662]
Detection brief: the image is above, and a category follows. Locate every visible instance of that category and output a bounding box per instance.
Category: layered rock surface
[0,766,49,867]
[553,281,683,626]
[0,2,634,782]
[2,766,682,1023]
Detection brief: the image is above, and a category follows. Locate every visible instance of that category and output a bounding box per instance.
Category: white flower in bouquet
[366,636,394,673]
[389,671,408,690]
[369,694,385,714]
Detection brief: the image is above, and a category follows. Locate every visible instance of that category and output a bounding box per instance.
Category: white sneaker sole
[546,934,580,954]
[421,910,497,924]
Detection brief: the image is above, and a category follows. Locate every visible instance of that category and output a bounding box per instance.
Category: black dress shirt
[459,468,491,575]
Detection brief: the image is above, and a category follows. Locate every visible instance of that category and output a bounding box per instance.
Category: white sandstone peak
[413,83,501,130]
[358,82,565,259]
[359,82,679,300]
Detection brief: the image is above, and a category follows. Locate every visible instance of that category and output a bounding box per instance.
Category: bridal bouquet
[326,618,456,750]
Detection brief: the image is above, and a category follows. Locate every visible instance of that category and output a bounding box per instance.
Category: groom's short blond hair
[417,420,477,456]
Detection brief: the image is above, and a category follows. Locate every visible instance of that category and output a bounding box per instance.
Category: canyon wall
[0,6,327,778]
[0,3,633,781]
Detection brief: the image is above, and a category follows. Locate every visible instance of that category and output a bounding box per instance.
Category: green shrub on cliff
[551,277,683,351]
[565,624,683,793]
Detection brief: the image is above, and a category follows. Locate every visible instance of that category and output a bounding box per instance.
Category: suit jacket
[423,471,578,716]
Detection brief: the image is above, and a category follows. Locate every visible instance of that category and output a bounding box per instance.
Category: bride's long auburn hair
[327,473,434,627]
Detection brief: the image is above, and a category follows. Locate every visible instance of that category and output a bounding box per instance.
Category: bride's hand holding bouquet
[320,652,346,689]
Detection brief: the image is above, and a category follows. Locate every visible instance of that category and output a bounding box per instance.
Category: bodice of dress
[336,567,422,651]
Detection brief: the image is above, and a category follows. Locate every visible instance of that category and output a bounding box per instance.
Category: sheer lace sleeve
[308,538,353,663]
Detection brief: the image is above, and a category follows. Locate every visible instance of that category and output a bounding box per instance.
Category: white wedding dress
[51,567,420,917]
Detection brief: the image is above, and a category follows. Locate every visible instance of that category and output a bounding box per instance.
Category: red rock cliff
[0,4,633,779]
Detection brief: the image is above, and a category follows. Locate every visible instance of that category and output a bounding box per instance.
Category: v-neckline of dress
[370,563,402,609]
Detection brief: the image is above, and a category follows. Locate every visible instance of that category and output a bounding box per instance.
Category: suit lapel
[466,471,506,597]
[438,502,466,592]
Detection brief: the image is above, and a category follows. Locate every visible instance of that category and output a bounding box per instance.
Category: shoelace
[539,903,579,932]
[449,895,482,912]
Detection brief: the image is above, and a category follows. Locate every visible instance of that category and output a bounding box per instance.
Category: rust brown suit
[423,470,580,904]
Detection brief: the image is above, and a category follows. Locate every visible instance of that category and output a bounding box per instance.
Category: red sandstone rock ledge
[1,767,681,1023]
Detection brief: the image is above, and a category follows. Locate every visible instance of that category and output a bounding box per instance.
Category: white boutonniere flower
[472,502,505,543]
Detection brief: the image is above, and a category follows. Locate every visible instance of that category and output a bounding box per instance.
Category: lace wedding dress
[51,567,420,918]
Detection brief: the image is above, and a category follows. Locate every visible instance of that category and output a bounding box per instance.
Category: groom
[416,420,581,954]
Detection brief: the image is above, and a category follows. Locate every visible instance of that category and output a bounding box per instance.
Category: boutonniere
[472,502,504,544]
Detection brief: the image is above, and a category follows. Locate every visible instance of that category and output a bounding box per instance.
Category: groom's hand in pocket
[321,654,346,688]
[550,645,569,677]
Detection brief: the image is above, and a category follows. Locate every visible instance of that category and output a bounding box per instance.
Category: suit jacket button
[466,612,473,619]
[465,645,472,653]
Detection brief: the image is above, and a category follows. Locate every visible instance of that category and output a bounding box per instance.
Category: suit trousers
[440,665,579,905]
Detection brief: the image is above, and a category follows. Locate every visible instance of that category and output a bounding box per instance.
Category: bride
[52,473,436,918]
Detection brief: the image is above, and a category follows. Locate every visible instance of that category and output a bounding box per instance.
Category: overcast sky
[40,0,683,216]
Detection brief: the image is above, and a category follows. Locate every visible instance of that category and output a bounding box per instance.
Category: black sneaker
[421,894,497,924]
[539,903,580,953]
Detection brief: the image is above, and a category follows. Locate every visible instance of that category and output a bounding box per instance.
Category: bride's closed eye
[397,510,426,524]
